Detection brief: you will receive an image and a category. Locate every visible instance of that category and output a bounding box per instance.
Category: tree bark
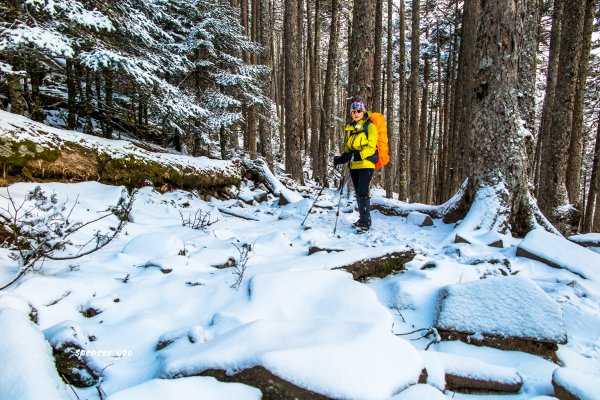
[448,0,480,199]
[409,0,421,202]
[347,0,376,108]
[566,0,596,208]
[535,0,563,195]
[461,0,543,236]
[66,60,77,130]
[7,70,24,116]
[258,0,274,169]
[419,55,429,203]
[384,0,395,198]
[582,112,600,232]
[372,0,384,112]
[284,0,304,183]
[318,0,340,185]
[397,0,408,201]
[518,0,541,177]
[538,0,585,233]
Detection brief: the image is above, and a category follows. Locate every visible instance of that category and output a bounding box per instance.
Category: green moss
[0,139,61,168]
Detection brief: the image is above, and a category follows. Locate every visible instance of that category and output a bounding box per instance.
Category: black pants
[349,168,374,198]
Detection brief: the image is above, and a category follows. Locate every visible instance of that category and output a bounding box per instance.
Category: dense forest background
[1,0,599,235]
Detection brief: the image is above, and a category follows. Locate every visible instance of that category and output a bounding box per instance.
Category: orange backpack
[365,112,390,169]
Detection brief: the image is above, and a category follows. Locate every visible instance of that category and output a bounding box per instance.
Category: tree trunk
[518,0,541,177]
[384,0,395,198]
[582,112,600,232]
[66,60,77,130]
[84,69,93,135]
[104,69,113,139]
[566,0,596,208]
[460,0,547,236]
[318,0,340,185]
[419,56,429,203]
[447,0,480,199]
[538,0,585,233]
[372,0,384,112]
[347,0,376,108]
[258,0,274,169]
[284,0,304,183]
[7,72,24,115]
[409,0,421,202]
[397,0,408,201]
[535,0,563,195]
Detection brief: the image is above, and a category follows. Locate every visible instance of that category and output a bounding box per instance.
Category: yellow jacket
[344,114,379,169]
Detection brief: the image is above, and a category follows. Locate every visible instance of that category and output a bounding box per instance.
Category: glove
[334,152,352,166]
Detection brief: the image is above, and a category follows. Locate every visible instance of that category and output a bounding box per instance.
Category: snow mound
[0,309,71,400]
[211,269,393,332]
[435,276,567,343]
[158,319,423,400]
[122,233,184,260]
[518,229,600,281]
[106,376,261,400]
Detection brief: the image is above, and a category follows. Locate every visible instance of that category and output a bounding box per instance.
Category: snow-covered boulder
[0,309,71,400]
[43,320,100,387]
[423,351,522,393]
[434,276,567,359]
[517,229,600,281]
[552,368,600,400]
[106,376,261,400]
[407,211,434,227]
[158,320,424,400]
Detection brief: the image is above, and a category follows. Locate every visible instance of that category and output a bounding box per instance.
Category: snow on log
[567,233,600,248]
[0,309,71,400]
[517,229,600,281]
[422,351,522,394]
[0,110,241,191]
[241,159,303,205]
[434,276,567,360]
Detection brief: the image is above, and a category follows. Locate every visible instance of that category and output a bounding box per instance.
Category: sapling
[230,242,252,289]
[0,186,134,290]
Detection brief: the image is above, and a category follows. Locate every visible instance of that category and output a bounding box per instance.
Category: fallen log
[333,249,416,281]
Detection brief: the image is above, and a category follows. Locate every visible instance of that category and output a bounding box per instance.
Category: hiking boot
[356,196,371,229]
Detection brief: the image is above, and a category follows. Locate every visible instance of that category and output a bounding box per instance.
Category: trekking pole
[301,166,337,227]
[333,168,347,234]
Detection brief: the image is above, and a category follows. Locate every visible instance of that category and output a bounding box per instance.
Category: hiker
[333,99,379,231]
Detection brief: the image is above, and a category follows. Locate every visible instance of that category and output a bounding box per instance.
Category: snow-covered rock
[552,368,600,400]
[435,276,567,356]
[106,376,261,400]
[158,319,424,400]
[423,351,522,393]
[407,211,434,227]
[122,233,185,260]
[0,309,71,400]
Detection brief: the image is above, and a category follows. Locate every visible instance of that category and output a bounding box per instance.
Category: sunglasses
[351,110,364,114]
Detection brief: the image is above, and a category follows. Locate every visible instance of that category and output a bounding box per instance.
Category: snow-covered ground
[1,178,599,399]
[1,116,600,399]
